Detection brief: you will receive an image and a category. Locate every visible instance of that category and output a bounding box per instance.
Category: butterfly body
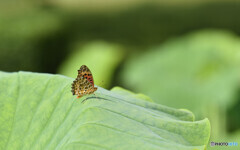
[71,65,97,98]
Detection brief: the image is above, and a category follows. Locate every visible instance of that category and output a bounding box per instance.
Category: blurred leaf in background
[120,29,240,149]
[0,1,63,72]
[58,41,125,88]
[121,29,240,115]
[1,0,240,75]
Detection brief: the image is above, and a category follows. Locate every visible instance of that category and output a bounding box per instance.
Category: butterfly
[71,65,98,99]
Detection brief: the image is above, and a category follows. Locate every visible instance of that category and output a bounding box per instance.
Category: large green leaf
[0,71,210,150]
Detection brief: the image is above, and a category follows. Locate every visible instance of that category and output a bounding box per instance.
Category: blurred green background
[0,0,239,149]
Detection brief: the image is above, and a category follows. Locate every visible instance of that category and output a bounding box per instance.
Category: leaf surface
[0,71,210,150]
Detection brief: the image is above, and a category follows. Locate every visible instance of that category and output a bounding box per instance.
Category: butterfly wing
[77,65,95,86]
[71,76,97,98]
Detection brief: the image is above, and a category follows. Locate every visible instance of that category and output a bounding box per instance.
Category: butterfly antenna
[81,95,114,103]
